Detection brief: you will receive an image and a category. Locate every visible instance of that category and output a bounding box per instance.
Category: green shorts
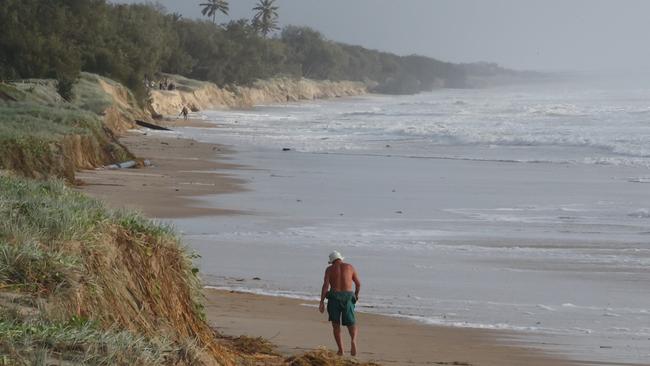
[326,291,357,326]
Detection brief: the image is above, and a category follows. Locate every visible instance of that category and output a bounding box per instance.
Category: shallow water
[173,80,650,364]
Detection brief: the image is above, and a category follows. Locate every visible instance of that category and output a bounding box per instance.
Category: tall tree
[200,0,229,24]
[252,0,279,37]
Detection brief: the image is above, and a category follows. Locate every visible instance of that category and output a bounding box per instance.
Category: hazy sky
[113,0,650,72]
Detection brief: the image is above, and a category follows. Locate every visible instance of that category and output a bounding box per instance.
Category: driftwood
[105,159,151,170]
[135,120,171,131]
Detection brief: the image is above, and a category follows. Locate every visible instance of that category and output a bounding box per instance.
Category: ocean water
[172,79,650,365]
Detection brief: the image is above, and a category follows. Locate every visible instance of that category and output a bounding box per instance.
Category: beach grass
[162,73,212,93]
[0,175,231,365]
[0,313,201,365]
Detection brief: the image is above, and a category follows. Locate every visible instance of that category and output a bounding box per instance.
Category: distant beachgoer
[319,251,361,356]
[180,106,189,120]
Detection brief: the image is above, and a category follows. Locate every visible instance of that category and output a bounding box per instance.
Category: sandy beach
[205,289,578,366]
[77,121,246,218]
[75,125,586,366]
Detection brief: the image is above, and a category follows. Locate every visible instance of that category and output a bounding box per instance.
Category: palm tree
[170,12,183,22]
[200,0,229,24]
[252,0,279,37]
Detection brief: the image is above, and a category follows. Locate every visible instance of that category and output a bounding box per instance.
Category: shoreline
[76,122,584,366]
[204,288,577,366]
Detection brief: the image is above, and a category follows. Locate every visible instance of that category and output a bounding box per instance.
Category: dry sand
[78,125,581,366]
[77,121,245,218]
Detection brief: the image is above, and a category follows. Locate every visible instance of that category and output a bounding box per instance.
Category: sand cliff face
[149,77,368,116]
[97,78,150,134]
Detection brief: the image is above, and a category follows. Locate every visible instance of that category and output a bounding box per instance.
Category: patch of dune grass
[0,315,201,365]
[0,177,107,244]
[9,73,117,111]
[10,79,63,105]
[0,83,27,102]
[0,241,79,294]
[116,211,177,239]
[0,74,135,180]
[0,101,131,180]
[0,177,106,294]
[163,74,212,92]
[0,102,101,141]
[0,176,217,364]
[71,74,115,114]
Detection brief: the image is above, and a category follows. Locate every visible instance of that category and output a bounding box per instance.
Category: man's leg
[347,325,358,356]
[331,322,344,355]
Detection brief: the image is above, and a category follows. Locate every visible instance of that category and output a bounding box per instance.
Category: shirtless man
[319,251,361,356]
[180,106,189,120]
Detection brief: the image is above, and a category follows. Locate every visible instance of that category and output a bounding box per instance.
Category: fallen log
[135,120,171,131]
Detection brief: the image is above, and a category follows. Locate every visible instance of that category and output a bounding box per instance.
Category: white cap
[328,251,344,264]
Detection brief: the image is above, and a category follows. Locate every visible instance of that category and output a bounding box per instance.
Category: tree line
[0,0,470,102]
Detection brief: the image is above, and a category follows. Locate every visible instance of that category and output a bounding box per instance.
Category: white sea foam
[203,285,319,302]
[192,83,650,166]
[537,304,556,311]
[628,208,650,218]
[628,177,650,183]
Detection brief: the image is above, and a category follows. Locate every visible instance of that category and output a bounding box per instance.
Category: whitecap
[628,208,650,218]
[537,304,556,311]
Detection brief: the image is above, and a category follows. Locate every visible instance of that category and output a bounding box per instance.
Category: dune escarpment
[149,76,368,116]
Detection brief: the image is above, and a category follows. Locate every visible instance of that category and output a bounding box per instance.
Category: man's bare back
[326,261,359,293]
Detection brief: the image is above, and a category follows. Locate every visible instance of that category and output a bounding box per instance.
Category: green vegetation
[0,177,122,293]
[0,176,220,365]
[0,77,132,181]
[56,76,76,102]
[0,315,198,365]
[0,0,499,101]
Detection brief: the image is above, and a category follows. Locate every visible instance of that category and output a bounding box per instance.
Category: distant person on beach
[180,106,189,120]
[319,251,361,356]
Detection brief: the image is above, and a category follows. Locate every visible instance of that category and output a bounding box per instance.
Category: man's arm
[352,267,361,301]
[319,267,330,313]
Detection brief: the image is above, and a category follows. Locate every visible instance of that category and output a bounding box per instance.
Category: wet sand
[205,289,578,366]
[77,125,582,366]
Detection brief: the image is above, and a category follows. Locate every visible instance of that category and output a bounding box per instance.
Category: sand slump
[149,76,368,116]
[64,223,237,365]
[96,77,151,134]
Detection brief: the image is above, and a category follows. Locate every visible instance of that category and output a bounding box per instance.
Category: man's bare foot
[351,342,357,357]
[337,349,344,356]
